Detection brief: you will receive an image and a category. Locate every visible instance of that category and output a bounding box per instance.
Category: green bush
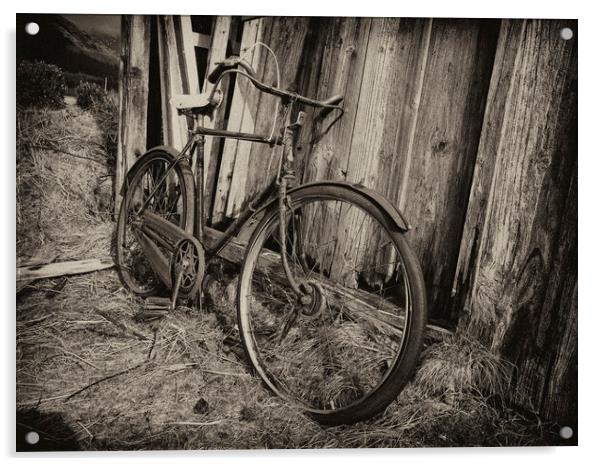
[75,81,107,110]
[17,60,67,109]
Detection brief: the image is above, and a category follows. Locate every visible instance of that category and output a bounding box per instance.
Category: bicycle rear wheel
[116,147,194,296]
[237,184,427,425]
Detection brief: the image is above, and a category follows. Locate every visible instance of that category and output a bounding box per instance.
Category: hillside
[16,14,119,88]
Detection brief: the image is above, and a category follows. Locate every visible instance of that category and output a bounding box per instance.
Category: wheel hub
[298,281,326,319]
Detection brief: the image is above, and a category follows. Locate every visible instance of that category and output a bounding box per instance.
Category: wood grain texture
[397,19,499,321]
[300,17,372,185]
[453,19,577,425]
[201,16,233,221]
[157,16,189,150]
[17,258,114,282]
[295,18,372,279]
[115,15,151,216]
[211,18,263,224]
[451,20,527,323]
[237,17,311,212]
[330,18,434,283]
[174,16,200,96]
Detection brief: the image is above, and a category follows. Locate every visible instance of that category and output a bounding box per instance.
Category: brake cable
[241,42,282,144]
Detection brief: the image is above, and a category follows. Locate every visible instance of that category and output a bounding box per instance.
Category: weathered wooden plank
[452,19,527,321]
[202,227,452,341]
[175,16,201,95]
[394,19,500,321]
[225,17,290,219]
[16,252,60,292]
[201,16,233,222]
[17,258,114,282]
[212,18,263,224]
[293,18,372,280]
[453,19,577,425]
[234,17,311,215]
[300,17,372,185]
[327,18,434,284]
[157,16,189,150]
[115,15,151,216]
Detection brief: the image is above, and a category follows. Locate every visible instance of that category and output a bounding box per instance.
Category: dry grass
[16,102,113,263]
[16,102,558,450]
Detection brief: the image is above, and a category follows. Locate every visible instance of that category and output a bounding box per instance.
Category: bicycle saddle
[207,56,257,84]
[170,89,224,115]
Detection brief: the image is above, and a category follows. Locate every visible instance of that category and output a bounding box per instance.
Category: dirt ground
[16,101,558,451]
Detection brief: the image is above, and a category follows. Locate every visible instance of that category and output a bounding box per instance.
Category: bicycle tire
[237,184,427,425]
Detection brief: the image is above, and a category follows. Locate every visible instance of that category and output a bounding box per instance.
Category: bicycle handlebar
[208,59,344,114]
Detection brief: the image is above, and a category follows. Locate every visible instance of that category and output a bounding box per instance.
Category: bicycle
[116,46,427,425]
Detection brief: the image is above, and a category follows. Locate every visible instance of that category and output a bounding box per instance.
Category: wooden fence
[117,16,577,426]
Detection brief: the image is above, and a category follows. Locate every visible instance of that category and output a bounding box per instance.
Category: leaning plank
[203,227,452,341]
[157,16,189,150]
[16,258,114,282]
[201,16,233,222]
[237,18,311,214]
[212,18,263,224]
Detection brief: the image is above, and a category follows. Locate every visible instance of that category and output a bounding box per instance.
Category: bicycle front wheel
[237,184,427,425]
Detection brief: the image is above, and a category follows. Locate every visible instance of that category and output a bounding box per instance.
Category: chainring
[169,237,204,298]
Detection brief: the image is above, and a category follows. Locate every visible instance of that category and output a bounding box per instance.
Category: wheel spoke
[239,195,417,418]
[116,153,190,296]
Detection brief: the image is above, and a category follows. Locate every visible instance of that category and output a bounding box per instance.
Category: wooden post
[115,15,151,217]
[452,19,577,425]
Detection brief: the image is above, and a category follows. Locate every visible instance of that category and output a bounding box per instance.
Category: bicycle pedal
[137,297,172,321]
[135,309,169,322]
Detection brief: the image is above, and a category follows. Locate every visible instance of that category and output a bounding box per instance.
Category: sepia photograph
[15,13,577,451]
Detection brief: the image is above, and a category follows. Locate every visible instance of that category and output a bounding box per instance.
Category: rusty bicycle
[116,45,427,425]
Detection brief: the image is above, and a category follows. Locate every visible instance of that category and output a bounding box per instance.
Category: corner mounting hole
[25,431,40,445]
[559,426,573,439]
[25,22,40,35]
[560,27,573,40]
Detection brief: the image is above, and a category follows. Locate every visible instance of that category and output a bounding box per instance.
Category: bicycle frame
[131,60,344,302]
[135,97,294,269]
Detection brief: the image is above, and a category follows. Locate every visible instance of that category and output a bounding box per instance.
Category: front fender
[289,181,412,231]
[246,180,411,233]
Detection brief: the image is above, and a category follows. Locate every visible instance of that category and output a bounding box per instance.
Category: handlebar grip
[321,94,344,107]
[208,63,229,84]
[208,56,258,84]
[318,94,345,118]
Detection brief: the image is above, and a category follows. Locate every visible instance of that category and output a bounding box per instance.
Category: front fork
[276,107,316,308]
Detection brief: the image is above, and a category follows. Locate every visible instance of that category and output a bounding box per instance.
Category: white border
[3,1,600,465]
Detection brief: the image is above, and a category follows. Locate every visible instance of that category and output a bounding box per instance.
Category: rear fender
[120,145,181,196]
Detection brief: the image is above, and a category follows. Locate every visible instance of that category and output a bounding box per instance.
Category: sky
[62,14,120,38]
